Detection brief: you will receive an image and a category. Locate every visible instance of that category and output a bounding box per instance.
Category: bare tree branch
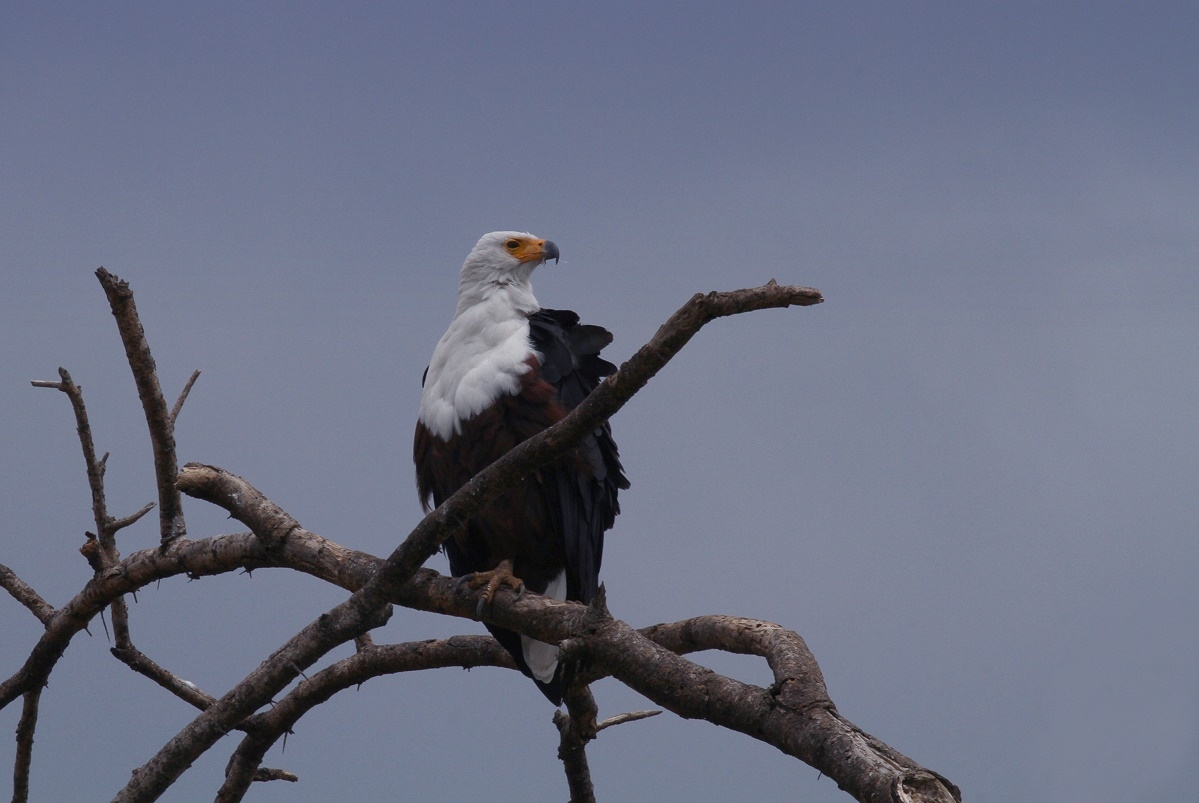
[215,635,510,802]
[30,362,169,730]
[596,709,661,733]
[94,268,186,543]
[109,645,219,712]
[176,464,304,550]
[110,502,156,533]
[554,684,600,803]
[0,564,55,626]
[12,691,39,803]
[31,369,111,547]
[249,768,297,784]
[569,600,961,803]
[2,499,955,802]
[112,282,824,801]
[552,683,660,799]
[7,277,961,802]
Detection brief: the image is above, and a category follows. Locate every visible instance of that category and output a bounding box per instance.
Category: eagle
[414,231,628,704]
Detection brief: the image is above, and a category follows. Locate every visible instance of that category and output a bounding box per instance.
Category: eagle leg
[454,559,526,617]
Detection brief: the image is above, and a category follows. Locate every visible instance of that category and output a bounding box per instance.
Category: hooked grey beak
[544,240,560,264]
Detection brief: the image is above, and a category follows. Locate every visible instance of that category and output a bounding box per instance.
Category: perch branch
[381,282,823,594]
[580,609,960,803]
[20,451,956,803]
[2,508,954,802]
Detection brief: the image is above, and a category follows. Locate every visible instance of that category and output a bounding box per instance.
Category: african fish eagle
[414,231,628,704]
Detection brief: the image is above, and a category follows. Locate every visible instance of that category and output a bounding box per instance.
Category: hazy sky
[2,3,1197,801]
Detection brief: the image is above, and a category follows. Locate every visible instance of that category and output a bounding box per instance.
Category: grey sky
[3,3,1197,801]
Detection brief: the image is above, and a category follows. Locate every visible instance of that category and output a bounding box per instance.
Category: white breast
[419,295,535,441]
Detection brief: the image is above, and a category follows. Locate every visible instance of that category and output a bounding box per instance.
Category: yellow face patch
[504,236,550,263]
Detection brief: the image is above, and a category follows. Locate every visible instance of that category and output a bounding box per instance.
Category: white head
[455,231,560,315]
[420,231,562,438]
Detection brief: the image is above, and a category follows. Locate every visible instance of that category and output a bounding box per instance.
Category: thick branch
[215,636,510,802]
[584,611,960,803]
[112,592,389,800]
[95,268,185,543]
[1,508,953,802]
[28,454,955,802]
[0,531,370,711]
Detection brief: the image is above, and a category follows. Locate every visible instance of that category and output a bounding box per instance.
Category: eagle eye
[505,239,520,250]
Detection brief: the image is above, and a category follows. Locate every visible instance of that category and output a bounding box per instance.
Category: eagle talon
[456,560,525,617]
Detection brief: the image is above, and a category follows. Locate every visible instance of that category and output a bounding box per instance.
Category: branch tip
[596,709,662,732]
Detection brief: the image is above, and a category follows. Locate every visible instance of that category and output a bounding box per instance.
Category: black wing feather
[529,309,628,604]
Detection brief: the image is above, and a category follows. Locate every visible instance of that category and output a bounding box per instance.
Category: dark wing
[529,309,629,604]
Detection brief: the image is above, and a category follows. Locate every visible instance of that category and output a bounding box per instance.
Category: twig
[596,709,660,732]
[169,370,201,426]
[110,502,156,533]
[250,768,297,784]
[110,645,219,712]
[31,370,154,550]
[32,369,110,548]
[95,268,186,543]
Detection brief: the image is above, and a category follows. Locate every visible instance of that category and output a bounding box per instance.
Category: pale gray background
[2,3,1196,801]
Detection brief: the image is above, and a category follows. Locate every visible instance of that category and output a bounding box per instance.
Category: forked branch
[95,267,186,543]
[4,274,960,803]
[114,282,825,801]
